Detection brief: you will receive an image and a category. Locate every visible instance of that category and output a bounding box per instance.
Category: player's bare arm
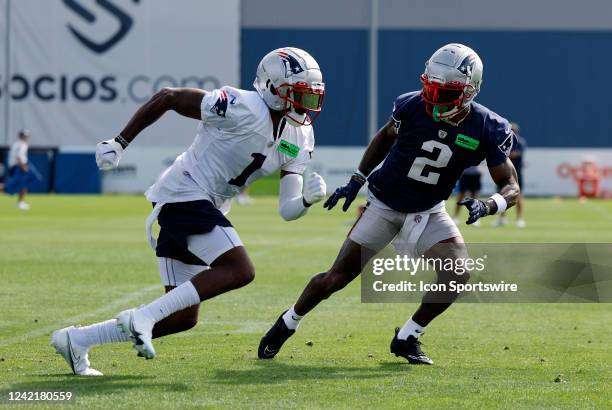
[459,158,520,224]
[95,87,206,170]
[323,120,397,211]
[487,158,520,212]
[357,120,398,175]
[120,87,205,142]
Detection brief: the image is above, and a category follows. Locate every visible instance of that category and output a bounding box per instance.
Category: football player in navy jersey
[259,44,520,365]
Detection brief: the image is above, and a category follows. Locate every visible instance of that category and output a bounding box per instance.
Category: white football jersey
[145,86,314,214]
[8,140,28,168]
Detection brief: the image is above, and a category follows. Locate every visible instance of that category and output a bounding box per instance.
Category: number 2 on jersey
[407,140,452,185]
[228,153,267,187]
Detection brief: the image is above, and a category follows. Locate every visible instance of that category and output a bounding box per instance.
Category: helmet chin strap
[282,99,311,126]
[435,105,470,126]
[432,106,442,122]
[284,111,310,127]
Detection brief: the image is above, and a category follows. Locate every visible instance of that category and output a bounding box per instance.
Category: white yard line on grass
[0,237,325,348]
[0,284,161,348]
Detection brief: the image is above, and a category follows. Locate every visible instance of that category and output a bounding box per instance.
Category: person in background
[453,164,482,226]
[496,122,526,227]
[6,130,34,210]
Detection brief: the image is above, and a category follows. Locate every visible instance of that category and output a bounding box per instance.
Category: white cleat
[16,202,31,210]
[516,219,526,228]
[116,308,156,359]
[50,326,103,376]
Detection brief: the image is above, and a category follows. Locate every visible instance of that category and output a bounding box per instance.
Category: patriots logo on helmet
[457,54,477,76]
[211,90,229,117]
[278,51,304,77]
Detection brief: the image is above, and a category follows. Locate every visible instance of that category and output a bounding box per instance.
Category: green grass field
[0,195,610,409]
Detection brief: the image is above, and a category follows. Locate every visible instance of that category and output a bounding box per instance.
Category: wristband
[352,170,367,185]
[483,201,491,215]
[489,193,507,214]
[115,135,129,149]
[355,169,368,180]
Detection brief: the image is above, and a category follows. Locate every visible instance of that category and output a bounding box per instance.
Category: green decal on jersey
[278,139,300,158]
[455,134,480,150]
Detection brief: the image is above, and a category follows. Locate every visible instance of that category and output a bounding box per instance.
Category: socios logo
[63,0,140,54]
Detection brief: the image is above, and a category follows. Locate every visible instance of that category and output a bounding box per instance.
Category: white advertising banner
[481,148,612,197]
[2,0,239,147]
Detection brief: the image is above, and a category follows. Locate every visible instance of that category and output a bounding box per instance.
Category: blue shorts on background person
[5,165,36,195]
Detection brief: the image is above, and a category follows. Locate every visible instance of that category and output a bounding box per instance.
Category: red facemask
[278,81,325,126]
[420,74,474,118]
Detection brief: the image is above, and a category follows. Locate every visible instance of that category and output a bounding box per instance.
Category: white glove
[303,172,327,205]
[95,138,124,170]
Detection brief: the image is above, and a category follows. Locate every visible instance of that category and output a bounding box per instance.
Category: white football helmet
[253,47,325,126]
[420,43,483,122]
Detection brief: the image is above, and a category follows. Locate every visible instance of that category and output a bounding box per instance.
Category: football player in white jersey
[50,47,327,376]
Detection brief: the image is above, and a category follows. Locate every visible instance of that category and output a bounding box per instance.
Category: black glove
[323,173,365,212]
[458,198,490,225]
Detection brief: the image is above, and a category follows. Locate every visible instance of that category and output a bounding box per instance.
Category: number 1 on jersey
[407,140,452,185]
[228,153,267,187]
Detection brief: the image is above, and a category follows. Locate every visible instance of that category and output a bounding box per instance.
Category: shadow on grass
[2,374,189,398]
[211,360,413,385]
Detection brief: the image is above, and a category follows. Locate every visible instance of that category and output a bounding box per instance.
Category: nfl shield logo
[414,215,422,223]
[438,130,447,139]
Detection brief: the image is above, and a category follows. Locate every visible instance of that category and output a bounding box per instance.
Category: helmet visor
[420,75,468,106]
[292,81,325,112]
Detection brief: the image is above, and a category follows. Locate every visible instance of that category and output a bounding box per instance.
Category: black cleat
[390,327,434,365]
[258,312,295,359]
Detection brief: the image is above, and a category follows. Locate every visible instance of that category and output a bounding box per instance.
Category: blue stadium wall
[241,0,612,148]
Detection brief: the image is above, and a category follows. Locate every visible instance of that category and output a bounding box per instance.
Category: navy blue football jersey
[510,132,526,170]
[368,91,513,213]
